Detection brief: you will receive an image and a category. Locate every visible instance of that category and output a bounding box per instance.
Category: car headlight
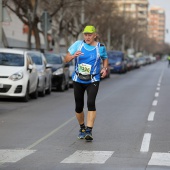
[115,62,121,66]
[53,68,63,75]
[9,71,23,81]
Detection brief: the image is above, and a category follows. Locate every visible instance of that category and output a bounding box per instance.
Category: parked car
[125,56,133,71]
[107,51,127,73]
[29,51,52,96]
[0,48,39,102]
[67,59,75,87]
[133,58,141,68]
[44,52,70,91]
[138,57,147,66]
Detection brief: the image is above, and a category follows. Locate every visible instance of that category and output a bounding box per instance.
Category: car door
[42,53,51,88]
[26,52,38,93]
[61,54,69,83]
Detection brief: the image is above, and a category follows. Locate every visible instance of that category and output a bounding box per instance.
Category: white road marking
[157,83,160,86]
[155,92,159,97]
[158,67,164,85]
[61,150,114,164]
[0,150,36,163]
[26,116,76,150]
[157,87,160,91]
[148,152,170,166]
[152,100,158,106]
[148,111,155,121]
[140,133,151,152]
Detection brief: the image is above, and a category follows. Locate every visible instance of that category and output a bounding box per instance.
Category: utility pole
[107,27,111,50]
[79,0,84,40]
[0,0,2,47]
[121,0,125,52]
[81,0,84,25]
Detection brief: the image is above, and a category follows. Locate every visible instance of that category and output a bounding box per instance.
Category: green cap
[83,25,96,33]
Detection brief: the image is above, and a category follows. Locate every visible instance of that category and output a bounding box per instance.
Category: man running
[65,25,108,141]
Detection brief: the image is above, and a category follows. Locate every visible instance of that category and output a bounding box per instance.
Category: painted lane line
[158,67,164,84]
[140,133,151,152]
[0,150,36,165]
[155,92,159,97]
[26,116,76,150]
[157,84,160,87]
[61,150,114,164]
[152,100,158,106]
[148,152,170,166]
[157,87,160,91]
[148,111,155,121]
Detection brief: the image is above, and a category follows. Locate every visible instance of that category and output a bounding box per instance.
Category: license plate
[0,84,3,88]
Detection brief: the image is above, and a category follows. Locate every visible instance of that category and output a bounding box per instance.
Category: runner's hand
[73,51,84,58]
[100,68,107,78]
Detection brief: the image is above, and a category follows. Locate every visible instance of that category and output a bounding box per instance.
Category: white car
[0,48,39,102]
[29,51,52,96]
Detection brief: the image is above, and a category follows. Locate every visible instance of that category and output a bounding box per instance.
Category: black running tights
[73,81,100,113]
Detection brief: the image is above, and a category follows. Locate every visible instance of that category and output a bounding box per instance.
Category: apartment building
[148,6,165,44]
[103,0,149,32]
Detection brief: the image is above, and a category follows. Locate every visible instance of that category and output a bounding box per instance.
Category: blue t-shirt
[68,40,107,59]
[68,40,108,84]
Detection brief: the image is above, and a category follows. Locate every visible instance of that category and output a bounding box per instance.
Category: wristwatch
[102,67,107,70]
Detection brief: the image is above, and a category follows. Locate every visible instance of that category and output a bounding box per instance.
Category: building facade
[148,6,165,44]
[113,0,149,32]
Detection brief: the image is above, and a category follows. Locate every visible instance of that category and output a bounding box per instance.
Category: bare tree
[3,0,42,49]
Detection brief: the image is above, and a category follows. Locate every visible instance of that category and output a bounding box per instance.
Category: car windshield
[30,54,42,65]
[44,53,62,64]
[0,53,24,66]
[107,52,122,63]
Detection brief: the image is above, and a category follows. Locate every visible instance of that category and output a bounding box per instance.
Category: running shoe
[85,129,93,141]
[78,129,86,139]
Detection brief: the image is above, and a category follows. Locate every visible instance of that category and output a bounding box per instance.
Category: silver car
[29,51,52,96]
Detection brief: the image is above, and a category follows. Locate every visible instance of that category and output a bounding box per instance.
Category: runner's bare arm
[64,51,83,63]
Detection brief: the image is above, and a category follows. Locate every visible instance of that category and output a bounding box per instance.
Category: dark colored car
[44,53,70,91]
[107,51,127,73]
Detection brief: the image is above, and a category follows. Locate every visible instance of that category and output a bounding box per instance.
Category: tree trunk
[33,25,41,50]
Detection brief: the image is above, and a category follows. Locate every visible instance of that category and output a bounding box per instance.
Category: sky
[149,0,170,43]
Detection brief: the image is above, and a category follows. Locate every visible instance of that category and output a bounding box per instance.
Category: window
[0,53,24,66]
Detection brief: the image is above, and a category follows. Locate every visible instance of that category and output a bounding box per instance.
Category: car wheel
[31,82,38,99]
[65,81,69,90]
[39,83,46,97]
[46,80,52,95]
[22,83,29,102]
[58,77,65,92]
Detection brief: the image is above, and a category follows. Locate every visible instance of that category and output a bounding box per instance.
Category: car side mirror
[28,64,33,72]
[46,64,52,69]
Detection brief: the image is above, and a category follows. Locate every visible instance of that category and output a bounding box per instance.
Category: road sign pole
[44,11,48,50]
[40,11,52,50]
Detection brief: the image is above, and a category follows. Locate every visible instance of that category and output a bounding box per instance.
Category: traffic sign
[40,11,52,32]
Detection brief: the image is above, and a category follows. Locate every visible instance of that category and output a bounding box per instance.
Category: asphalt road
[0,60,170,170]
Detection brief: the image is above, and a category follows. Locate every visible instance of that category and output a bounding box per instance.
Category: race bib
[78,63,91,75]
